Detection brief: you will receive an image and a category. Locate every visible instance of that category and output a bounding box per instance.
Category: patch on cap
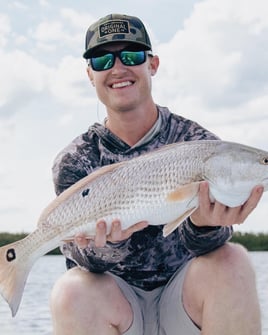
[99,20,130,38]
[83,14,152,59]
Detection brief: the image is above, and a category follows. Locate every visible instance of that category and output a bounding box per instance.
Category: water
[0,256,66,335]
[0,253,267,334]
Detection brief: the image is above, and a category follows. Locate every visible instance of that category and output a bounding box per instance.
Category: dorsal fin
[37,161,124,225]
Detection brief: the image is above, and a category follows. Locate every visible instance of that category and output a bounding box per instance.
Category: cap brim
[83,40,151,59]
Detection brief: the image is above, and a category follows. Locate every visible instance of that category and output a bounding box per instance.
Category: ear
[149,55,160,76]
[87,67,95,86]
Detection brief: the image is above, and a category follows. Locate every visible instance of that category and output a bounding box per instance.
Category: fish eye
[261,157,268,165]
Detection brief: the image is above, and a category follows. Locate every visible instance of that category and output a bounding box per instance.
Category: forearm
[178,217,233,256]
[62,239,131,273]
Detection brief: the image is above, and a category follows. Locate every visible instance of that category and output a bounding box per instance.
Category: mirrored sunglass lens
[91,54,114,71]
[120,51,145,65]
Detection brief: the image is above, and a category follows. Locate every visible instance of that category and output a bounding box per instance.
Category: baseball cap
[83,14,152,59]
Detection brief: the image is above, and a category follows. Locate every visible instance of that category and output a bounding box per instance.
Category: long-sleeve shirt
[52,105,232,291]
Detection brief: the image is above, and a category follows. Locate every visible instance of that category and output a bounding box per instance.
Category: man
[50,14,263,335]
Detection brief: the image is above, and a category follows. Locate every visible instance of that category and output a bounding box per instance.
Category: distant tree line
[230,231,268,251]
[0,231,268,254]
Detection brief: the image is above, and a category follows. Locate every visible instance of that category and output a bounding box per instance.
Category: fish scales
[46,144,200,234]
[1,140,268,316]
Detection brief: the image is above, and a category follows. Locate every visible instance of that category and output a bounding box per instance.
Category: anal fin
[163,207,197,237]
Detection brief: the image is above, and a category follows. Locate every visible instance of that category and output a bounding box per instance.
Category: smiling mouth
[111,81,133,89]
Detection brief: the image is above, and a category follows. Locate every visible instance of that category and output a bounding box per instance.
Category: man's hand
[74,220,148,248]
[190,181,264,227]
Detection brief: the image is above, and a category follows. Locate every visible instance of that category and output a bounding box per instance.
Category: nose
[111,56,127,73]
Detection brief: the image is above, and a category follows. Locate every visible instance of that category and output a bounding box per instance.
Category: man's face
[87,42,159,113]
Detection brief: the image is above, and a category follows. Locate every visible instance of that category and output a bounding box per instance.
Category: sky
[0,0,268,233]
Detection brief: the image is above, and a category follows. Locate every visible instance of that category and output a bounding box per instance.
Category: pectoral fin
[163,207,197,237]
[166,182,201,202]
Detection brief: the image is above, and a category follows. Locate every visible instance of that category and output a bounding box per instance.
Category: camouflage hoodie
[52,105,232,290]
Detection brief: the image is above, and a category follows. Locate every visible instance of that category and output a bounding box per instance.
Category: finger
[224,206,243,226]
[110,220,122,241]
[249,185,264,207]
[192,182,215,226]
[74,234,89,249]
[198,181,209,208]
[238,185,264,222]
[213,200,226,215]
[95,220,107,247]
[123,221,148,239]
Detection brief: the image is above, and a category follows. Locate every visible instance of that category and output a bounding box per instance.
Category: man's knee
[50,268,133,332]
[190,242,254,278]
[182,242,258,327]
[50,268,96,311]
[51,268,122,311]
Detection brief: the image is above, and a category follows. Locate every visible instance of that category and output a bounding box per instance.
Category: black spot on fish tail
[6,248,16,262]
[82,189,90,197]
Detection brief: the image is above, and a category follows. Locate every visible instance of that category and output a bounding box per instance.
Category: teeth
[112,81,132,89]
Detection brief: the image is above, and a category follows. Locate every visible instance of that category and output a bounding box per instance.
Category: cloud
[8,1,29,11]
[48,55,93,108]
[0,8,95,118]
[154,0,268,147]
[32,9,94,53]
[34,20,65,42]
[0,50,50,116]
[60,8,95,30]
[0,13,11,48]
[156,0,268,103]
[0,153,55,232]
[39,0,50,8]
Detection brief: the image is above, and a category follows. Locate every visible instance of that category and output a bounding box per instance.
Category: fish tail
[0,240,34,317]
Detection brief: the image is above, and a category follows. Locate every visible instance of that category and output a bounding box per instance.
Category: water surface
[0,253,267,334]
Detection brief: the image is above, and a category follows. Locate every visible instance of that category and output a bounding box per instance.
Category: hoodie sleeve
[61,239,131,273]
[178,217,233,256]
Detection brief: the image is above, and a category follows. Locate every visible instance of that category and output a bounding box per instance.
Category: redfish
[0,140,268,316]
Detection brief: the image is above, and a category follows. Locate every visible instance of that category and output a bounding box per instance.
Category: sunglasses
[89,49,153,72]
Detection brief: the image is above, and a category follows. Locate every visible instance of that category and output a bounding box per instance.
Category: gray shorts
[111,260,200,335]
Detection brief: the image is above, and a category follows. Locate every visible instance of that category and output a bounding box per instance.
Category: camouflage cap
[83,14,152,59]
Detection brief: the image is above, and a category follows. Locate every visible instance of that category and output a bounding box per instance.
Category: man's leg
[50,268,133,335]
[183,242,261,335]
